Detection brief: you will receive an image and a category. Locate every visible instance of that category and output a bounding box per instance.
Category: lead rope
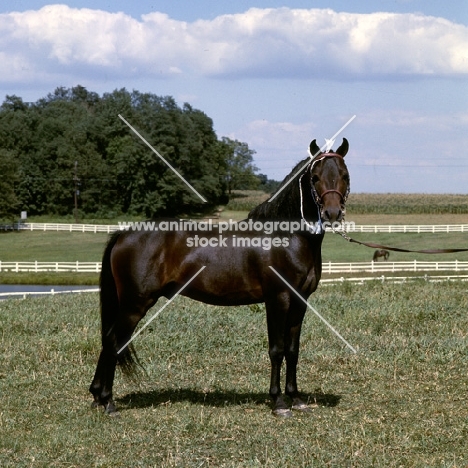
[331,226,468,254]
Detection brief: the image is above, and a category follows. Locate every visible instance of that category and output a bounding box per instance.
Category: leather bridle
[308,152,349,211]
[299,152,350,233]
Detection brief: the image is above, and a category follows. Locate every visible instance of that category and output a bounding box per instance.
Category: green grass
[1,281,468,466]
[0,231,108,262]
[0,272,99,285]
[322,231,468,262]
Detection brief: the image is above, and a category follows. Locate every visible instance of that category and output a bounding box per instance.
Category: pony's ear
[309,139,321,157]
[335,138,349,157]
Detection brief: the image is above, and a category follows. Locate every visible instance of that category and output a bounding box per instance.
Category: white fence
[4,222,468,234]
[350,224,468,233]
[321,275,468,285]
[17,223,120,233]
[0,288,99,300]
[2,260,468,274]
[0,261,101,273]
[322,260,468,274]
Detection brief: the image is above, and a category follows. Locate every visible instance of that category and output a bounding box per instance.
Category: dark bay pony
[90,138,350,417]
[373,249,390,261]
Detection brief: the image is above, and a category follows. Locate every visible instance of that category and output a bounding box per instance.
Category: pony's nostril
[324,208,342,222]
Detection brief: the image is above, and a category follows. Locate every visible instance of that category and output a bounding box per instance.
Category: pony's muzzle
[322,206,343,223]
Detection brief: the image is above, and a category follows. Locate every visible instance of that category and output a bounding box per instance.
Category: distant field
[347,193,468,214]
[1,281,467,466]
[223,191,468,216]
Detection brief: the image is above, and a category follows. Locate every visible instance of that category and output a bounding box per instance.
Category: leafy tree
[257,173,281,193]
[220,137,259,194]
[0,86,258,218]
[0,149,20,221]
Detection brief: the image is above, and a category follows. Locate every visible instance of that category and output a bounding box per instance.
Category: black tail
[100,231,138,376]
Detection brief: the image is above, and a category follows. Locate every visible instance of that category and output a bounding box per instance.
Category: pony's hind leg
[89,347,118,414]
[90,301,154,414]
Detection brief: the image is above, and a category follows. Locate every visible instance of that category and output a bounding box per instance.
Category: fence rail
[350,224,468,233]
[17,223,120,233]
[1,222,468,234]
[321,275,468,285]
[0,261,101,273]
[322,260,468,274]
[0,288,99,300]
[2,260,468,274]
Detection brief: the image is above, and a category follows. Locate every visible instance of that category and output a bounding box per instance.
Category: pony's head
[307,138,350,223]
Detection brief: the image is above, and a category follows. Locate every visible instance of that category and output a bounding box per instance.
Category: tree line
[0,86,278,221]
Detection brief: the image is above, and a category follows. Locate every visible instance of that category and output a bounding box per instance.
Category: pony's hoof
[104,401,119,416]
[292,402,313,413]
[91,400,119,416]
[272,407,293,418]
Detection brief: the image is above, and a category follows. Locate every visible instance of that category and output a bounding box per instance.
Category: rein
[332,228,468,254]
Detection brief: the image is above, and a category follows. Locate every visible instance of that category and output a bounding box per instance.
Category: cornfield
[225,191,468,215]
[347,193,468,214]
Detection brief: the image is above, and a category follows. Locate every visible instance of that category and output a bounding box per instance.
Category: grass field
[1,280,468,466]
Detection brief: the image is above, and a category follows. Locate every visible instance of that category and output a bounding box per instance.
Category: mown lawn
[1,280,467,467]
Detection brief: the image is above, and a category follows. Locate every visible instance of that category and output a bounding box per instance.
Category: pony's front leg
[284,304,311,413]
[265,294,292,417]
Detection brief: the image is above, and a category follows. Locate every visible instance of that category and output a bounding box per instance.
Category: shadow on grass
[116,388,341,411]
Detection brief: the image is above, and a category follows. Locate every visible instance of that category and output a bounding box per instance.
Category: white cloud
[0,5,467,85]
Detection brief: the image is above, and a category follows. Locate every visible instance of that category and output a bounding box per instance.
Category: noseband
[299,152,350,233]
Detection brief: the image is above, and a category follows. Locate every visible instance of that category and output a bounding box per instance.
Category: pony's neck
[248,157,322,231]
[298,170,323,232]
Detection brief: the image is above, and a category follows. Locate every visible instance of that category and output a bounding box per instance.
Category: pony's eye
[312,175,320,184]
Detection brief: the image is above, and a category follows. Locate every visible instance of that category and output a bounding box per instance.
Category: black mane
[248,156,314,221]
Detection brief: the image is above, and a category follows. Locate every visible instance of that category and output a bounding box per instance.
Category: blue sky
[1,1,467,193]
